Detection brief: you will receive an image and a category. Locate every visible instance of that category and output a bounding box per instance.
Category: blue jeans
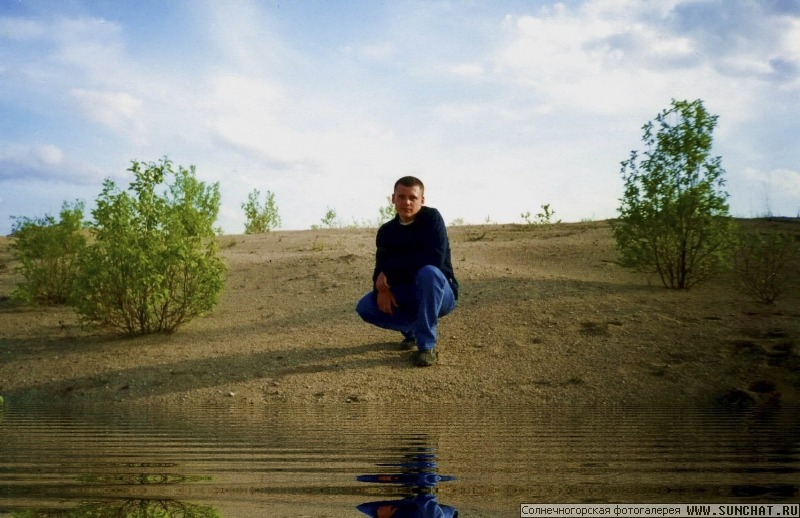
[356,265,456,351]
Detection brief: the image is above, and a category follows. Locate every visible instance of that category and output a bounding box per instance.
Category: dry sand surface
[1,219,799,408]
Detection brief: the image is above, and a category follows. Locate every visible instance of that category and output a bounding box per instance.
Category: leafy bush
[613,99,735,289]
[10,201,86,304]
[242,188,281,233]
[732,226,799,304]
[72,158,226,335]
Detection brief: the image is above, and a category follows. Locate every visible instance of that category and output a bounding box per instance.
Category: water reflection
[13,499,221,517]
[356,439,458,517]
[1,403,798,516]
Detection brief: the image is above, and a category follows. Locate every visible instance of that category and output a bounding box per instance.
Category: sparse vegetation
[9,201,86,304]
[732,224,799,304]
[521,204,560,227]
[311,207,340,230]
[612,99,735,289]
[377,196,395,225]
[311,199,397,230]
[242,188,281,234]
[72,158,226,336]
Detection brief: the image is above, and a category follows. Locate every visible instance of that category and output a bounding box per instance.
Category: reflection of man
[356,493,458,517]
[356,176,458,367]
[356,446,458,517]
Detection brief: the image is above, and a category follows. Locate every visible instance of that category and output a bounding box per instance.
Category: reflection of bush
[12,498,221,517]
[78,472,211,485]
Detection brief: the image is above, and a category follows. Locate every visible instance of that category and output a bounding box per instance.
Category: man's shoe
[414,349,437,367]
[401,337,417,351]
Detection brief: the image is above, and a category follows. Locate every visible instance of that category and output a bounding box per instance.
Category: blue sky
[1,0,799,235]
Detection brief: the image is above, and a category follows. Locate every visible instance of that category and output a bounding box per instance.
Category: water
[0,404,798,517]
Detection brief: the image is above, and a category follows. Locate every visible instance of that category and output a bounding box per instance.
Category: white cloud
[0,143,100,185]
[491,1,786,123]
[0,17,45,40]
[496,11,678,114]
[52,16,124,68]
[777,17,800,89]
[744,167,800,199]
[450,63,485,77]
[36,144,64,166]
[770,168,800,198]
[71,89,147,144]
[737,167,800,216]
[358,43,396,61]
[201,0,296,73]
[784,18,800,60]
[207,75,286,153]
[0,143,63,169]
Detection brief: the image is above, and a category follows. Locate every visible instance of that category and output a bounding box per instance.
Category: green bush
[242,188,281,233]
[72,158,226,335]
[10,201,86,304]
[613,99,735,289]
[732,226,799,304]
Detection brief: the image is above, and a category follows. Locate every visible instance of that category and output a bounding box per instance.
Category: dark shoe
[401,337,417,351]
[414,349,437,367]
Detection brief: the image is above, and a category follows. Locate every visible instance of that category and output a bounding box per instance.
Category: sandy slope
[1,220,798,407]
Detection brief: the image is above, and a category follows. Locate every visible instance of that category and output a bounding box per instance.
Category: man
[356,176,458,367]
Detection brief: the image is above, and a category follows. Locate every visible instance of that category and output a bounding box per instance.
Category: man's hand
[376,289,398,315]
[375,271,391,292]
[375,272,398,314]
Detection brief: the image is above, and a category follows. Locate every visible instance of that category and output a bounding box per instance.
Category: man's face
[392,184,424,223]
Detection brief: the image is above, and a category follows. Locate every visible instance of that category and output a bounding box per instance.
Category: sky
[1,0,799,235]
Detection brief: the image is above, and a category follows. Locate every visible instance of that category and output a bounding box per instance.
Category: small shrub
[732,227,799,304]
[242,188,281,234]
[521,204,560,227]
[73,158,226,335]
[377,196,395,225]
[311,207,340,230]
[10,201,86,304]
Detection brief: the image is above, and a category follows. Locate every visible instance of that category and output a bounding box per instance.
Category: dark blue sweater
[373,206,458,299]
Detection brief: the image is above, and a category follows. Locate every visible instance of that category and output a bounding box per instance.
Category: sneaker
[414,349,437,367]
[401,337,417,351]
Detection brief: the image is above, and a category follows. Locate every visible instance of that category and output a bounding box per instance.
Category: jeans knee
[355,293,372,320]
[415,265,444,285]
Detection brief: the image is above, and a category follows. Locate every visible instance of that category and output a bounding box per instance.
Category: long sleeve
[372,207,456,291]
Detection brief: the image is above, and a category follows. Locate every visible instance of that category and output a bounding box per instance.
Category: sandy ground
[1,219,799,408]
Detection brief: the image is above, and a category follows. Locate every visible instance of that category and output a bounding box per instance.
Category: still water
[0,403,798,517]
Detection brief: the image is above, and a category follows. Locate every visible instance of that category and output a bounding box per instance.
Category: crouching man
[356,176,458,367]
